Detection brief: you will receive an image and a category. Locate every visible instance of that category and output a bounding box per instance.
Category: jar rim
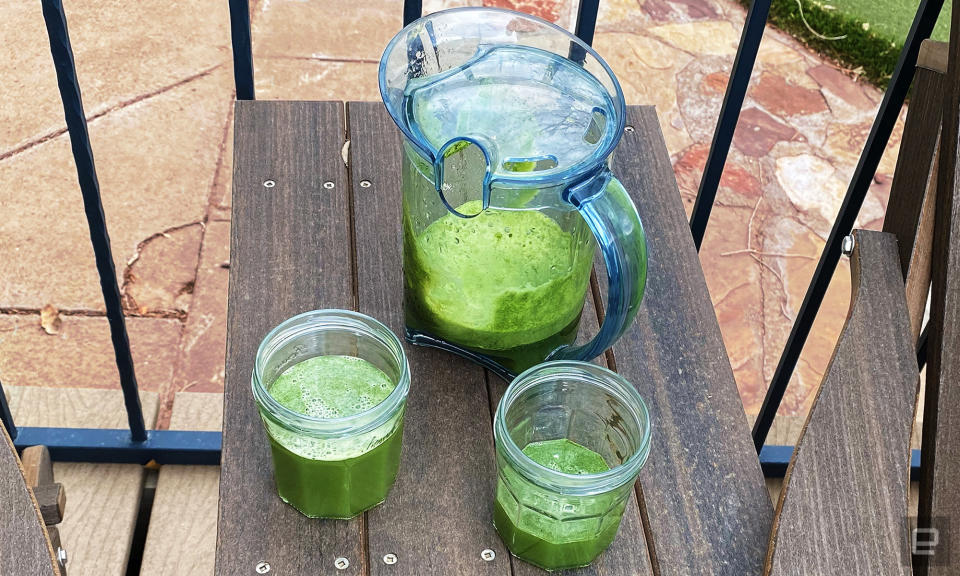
[251,309,411,438]
[494,360,652,495]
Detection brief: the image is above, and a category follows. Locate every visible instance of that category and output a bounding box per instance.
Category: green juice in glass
[494,439,627,571]
[262,355,404,519]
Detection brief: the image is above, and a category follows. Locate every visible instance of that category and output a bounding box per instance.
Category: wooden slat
[216,101,363,576]
[0,422,58,576]
[8,386,158,576]
[21,446,54,488]
[918,8,960,573]
[604,106,773,575]
[347,101,510,576]
[765,230,917,575]
[882,62,944,341]
[140,393,222,576]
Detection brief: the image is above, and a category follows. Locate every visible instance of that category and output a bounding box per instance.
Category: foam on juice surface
[265,355,400,461]
[268,355,396,418]
[522,438,610,475]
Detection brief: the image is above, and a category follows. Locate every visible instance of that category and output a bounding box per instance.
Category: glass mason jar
[252,310,410,519]
[493,361,652,570]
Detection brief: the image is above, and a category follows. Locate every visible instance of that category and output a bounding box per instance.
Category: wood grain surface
[20,446,54,488]
[217,101,365,576]
[918,8,960,573]
[347,101,511,576]
[765,230,918,576]
[603,106,773,576]
[0,420,58,576]
[140,393,222,576]
[881,61,944,341]
[8,386,158,576]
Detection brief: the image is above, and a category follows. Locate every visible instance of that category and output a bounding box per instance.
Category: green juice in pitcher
[402,150,596,375]
[262,355,404,519]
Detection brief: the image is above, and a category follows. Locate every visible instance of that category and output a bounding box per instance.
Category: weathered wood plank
[882,60,944,341]
[765,230,917,576]
[8,386,159,576]
[140,393,222,576]
[603,106,773,575]
[918,10,960,573]
[347,101,510,576]
[217,101,364,576]
[0,422,58,576]
[21,445,54,488]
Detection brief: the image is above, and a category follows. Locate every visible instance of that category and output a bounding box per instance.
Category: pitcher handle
[551,170,647,362]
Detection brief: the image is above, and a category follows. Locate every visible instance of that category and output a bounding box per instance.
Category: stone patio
[0,0,904,433]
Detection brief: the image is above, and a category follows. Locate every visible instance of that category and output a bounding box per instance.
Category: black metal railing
[0,0,220,465]
[0,0,936,476]
[750,0,944,452]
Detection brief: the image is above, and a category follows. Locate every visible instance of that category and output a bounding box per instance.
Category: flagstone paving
[0,0,906,435]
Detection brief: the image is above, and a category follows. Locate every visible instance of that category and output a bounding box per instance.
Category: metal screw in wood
[360,180,372,188]
[334,557,350,570]
[624,126,635,133]
[263,180,275,188]
[841,234,856,256]
[323,181,336,189]
[56,547,67,567]
[481,549,496,561]
[383,553,398,565]
[255,561,270,573]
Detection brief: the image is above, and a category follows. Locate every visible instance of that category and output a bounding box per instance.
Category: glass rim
[378,6,627,187]
[494,360,652,495]
[252,309,411,438]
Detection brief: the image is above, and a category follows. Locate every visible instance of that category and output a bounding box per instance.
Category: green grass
[752,0,951,87]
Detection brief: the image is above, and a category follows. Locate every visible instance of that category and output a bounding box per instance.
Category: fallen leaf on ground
[40,304,62,335]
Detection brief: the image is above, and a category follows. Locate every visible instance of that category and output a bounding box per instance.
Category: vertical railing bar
[689,0,771,251]
[229,0,255,100]
[917,322,930,371]
[752,0,945,452]
[40,0,148,442]
[574,0,600,46]
[0,380,17,441]
[403,0,422,26]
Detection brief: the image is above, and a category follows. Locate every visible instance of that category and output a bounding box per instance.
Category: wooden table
[216,101,773,576]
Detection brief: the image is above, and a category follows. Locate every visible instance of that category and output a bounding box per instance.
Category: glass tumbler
[493,361,652,570]
[252,310,410,519]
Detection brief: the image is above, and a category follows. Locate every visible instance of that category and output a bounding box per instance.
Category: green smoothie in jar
[264,355,404,518]
[493,439,625,571]
[253,310,410,520]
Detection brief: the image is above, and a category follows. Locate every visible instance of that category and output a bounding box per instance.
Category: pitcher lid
[379,7,627,189]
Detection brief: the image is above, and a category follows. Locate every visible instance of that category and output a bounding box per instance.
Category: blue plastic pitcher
[379,7,647,379]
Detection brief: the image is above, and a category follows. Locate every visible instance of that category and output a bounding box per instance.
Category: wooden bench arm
[765,230,919,575]
[0,435,62,575]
